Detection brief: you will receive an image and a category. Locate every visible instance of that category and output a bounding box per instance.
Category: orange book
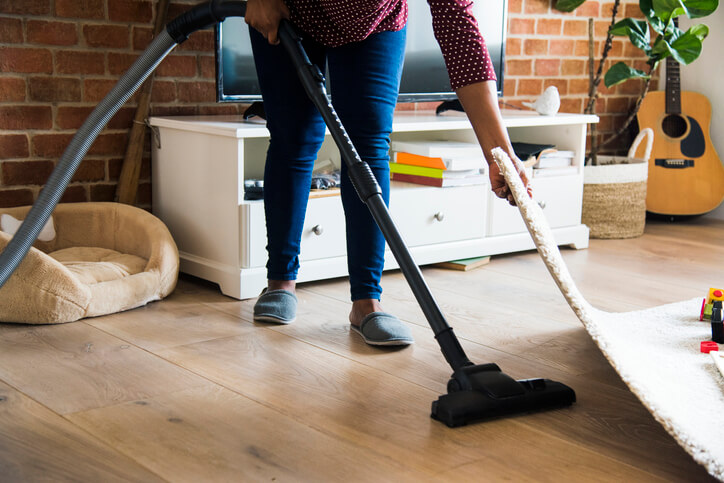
[394,152,446,170]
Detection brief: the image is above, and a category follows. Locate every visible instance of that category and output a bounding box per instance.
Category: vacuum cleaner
[0,1,575,427]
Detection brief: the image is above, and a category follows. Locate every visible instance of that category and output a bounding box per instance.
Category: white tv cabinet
[150,110,597,299]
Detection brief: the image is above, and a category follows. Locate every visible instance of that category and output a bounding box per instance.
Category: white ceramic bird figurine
[522,86,560,116]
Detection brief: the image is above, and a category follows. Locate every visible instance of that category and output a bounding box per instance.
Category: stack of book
[389,140,487,187]
[532,150,577,177]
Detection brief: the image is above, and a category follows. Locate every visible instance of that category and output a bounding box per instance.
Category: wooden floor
[1,217,722,482]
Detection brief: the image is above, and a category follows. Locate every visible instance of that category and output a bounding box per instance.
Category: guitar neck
[665,57,681,115]
[665,17,682,115]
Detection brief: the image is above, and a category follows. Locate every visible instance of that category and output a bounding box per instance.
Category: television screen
[215,1,507,103]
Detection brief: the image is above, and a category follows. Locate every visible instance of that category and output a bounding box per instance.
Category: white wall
[680,9,724,220]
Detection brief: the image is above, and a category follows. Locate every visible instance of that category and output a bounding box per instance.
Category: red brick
[535,59,561,76]
[108,0,153,23]
[0,134,29,158]
[0,17,22,43]
[84,79,119,102]
[537,18,562,35]
[199,56,215,79]
[89,183,116,201]
[71,159,105,182]
[524,0,550,14]
[518,79,543,96]
[2,160,54,185]
[0,0,49,15]
[623,42,647,57]
[56,0,104,19]
[132,27,153,51]
[506,59,532,76]
[136,181,151,206]
[564,20,588,36]
[177,81,215,103]
[150,80,177,103]
[607,95,635,113]
[108,53,139,75]
[544,78,568,95]
[27,20,78,46]
[601,2,617,18]
[617,77,645,95]
[0,106,52,130]
[179,30,215,52]
[508,0,523,13]
[624,3,644,18]
[156,55,197,78]
[609,40,624,57]
[56,106,132,130]
[28,77,81,102]
[575,39,600,56]
[150,105,196,117]
[84,24,130,49]
[569,78,591,94]
[508,18,535,35]
[524,39,548,55]
[60,185,87,203]
[549,39,575,56]
[0,77,26,102]
[0,189,34,207]
[0,47,53,73]
[32,133,73,157]
[108,158,123,180]
[56,50,105,75]
[89,133,128,156]
[502,78,516,97]
[595,20,610,37]
[199,104,242,116]
[506,38,522,56]
[108,107,136,130]
[562,59,585,76]
[575,1,600,16]
[559,97,583,113]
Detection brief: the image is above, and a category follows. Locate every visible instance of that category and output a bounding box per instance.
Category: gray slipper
[253,289,297,324]
[351,312,414,346]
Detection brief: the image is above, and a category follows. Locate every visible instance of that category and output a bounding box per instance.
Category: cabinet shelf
[150,110,596,299]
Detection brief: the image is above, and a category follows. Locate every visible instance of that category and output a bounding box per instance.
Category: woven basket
[582,128,654,239]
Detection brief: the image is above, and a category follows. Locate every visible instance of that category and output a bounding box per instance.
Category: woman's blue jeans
[250,26,406,301]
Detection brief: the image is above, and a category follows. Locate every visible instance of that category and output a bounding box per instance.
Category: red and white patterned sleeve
[426,0,497,89]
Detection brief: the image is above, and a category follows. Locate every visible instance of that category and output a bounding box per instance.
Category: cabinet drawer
[241,196,346,268]
[390,184,487,247]
[488,175,583,236]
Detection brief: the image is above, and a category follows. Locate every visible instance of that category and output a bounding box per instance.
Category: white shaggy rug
[492,148,724,480]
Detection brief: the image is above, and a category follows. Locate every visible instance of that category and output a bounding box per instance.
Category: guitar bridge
[655,158,694,169]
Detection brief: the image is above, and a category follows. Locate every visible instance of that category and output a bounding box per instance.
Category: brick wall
[0,0,654,209]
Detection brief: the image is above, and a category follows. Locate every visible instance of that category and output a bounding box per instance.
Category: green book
[389,162,479,179]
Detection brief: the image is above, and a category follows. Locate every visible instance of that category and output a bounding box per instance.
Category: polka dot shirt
[288,0,496,89]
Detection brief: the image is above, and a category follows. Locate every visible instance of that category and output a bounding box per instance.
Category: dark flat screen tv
[215,1,507,103]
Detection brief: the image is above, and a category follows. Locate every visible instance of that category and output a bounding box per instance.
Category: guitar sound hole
[661,114,687,138]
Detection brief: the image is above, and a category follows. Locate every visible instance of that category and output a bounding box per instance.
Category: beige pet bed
[0,202,178,324]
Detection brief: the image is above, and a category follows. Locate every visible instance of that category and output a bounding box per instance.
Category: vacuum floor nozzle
[431,364,576,427]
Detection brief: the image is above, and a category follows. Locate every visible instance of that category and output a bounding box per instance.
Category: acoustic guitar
[637,56,724,215]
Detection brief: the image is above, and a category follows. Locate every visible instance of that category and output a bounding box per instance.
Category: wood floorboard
[0,219,719,481]
[0,380,162,481]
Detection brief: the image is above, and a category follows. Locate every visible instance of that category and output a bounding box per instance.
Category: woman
[247,0,531,346]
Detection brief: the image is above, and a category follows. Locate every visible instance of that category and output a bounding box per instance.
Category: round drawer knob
[537,200,547,209]
[434,212,445,222]
[312,225,324,236]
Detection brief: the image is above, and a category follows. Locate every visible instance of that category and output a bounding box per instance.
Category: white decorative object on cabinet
[150,110,597,299]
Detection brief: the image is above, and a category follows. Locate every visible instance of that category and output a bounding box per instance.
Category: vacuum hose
[0,1,247,290]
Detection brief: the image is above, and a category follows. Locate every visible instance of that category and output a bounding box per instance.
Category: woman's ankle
[268,279,296,293]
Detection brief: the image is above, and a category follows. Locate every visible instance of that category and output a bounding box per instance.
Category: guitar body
[638,91,724,215]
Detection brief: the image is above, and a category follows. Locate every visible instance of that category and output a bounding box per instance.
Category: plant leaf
[604,62,651,87]
[669,28,704,63]
[682,0,718,18]
[652,0,689,23]
[609,18,651,51]
[640,0,667,33]
[687,23,710,40]
[554,0,587,11]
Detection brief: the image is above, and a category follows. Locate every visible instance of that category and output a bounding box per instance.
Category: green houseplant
[554,0,718,238]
